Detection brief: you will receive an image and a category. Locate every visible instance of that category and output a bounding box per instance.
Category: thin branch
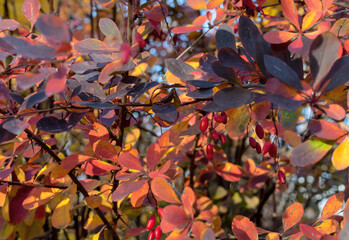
[0,180,68,189]
[24,128,120,240]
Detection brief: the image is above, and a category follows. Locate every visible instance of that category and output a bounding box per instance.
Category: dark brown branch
[24,128,119,240]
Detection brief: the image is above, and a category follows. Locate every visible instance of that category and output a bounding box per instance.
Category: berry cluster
[249,124,277,158]
[248,123,287,185]
[146,209,163,240]
[200,112,228,159]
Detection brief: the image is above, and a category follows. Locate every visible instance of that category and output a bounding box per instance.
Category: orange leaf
[215,162,242,182]
[264,31,299,44]
[266,232,280,240]
[147,142,161,171]
[299,224,322,240]
[207,0,224,9]
[281,0,300,30]
[332,137,349,171]
[93,140,118,162]
[282,202,304,233]
[151,177,181,204]
[232,215,258,240]
[85,195,102,209]
[314,219,339,235]
[226,105,249,138]
[81,159,118,176]
[52,197,71,229]
[98,60,122,84]
[187,0,207,9]
[302,11,322,31]
[321,192,344,220]
[130,182,149,207]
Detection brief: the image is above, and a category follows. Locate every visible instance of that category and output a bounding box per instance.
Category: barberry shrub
[0,0,348,239]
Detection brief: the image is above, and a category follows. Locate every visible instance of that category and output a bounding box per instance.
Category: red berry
[211,130,219,141]
[219,133,226,144]
[157,208,163,218]
[234,24,238,33]
[221,112,228,124]
[206,144,213,159]
[120,43,131,64]
[249,137,257,148]
[154,226,162,239]
[135,32,146,47]
[146,215,156,230]
[278,170,286,184]
[262,142,271,155]
[255,124,264,139]
[200,116,208,132]
[148,230,155,240]
[268,143,277,158]
[255,142,261,154]
[214,114,224,123]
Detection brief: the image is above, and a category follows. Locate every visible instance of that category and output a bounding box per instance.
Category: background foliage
[0,0,349,239]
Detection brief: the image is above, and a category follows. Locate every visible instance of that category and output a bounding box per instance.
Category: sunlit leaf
[45,66,68,96]
[99,18,122,43]
[93,140,118,162]
[232,215,258,240]
[151,177,181,204]
[264,31,299,44]
[226,105,250,138]
[314,219,339,235]
[282,202,304,233]
[85,195,102,209]
[187,0,207,10]
[281,0,300,30]
[52,197,71,229]
[163,205,189,226]
[130,182,149,207]
[81,159,118,176]
[22,0,41,31]
[23,188,60,210]
[215,162,242,182]
[332,137,349,170]
[171,25,203,34]
[61,154,93,169]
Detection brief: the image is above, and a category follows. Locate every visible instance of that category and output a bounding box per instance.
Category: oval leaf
[282,202,304,233]
[232,215,258,240]
[151,177,181,204]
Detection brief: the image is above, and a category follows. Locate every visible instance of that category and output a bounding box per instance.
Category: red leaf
[282,202,304,233]
[308,120,347,140]
[61,154,93,169]
[145,4,168,22]
[45,66,68,96]
[98,60,122,84]
[36,14,71,44]
[81,159,118,176]
[322,104,346,121]
[125,227,147,238]
[120,43,131,64]
[299,224,323,240]
[111,179,147,202]
[281,0,300,30]
[147,143,161,171]
[0,19,22,32]
[172,25,203,34]
[9,187,32,224]
[163,205,189,226]
[118,152,143,171]
[232,215,258,240]
[22,0,41,30]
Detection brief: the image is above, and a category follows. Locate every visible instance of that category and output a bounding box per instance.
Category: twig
[0,180,68,189]
[24,128,120,240]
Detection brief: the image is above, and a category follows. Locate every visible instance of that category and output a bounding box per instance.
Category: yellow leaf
[50,165,70,180]
[13,166,26,183]
[332,137,349,170]
[130,63,148,76]
[52,197,72,229]
[0,184,8,207]
[85,195,102,209]
[125,128,141,146]
[35,163,58,180]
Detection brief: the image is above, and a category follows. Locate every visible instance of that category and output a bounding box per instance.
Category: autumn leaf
[332,137,349,170]
[151,177,181,204]
[282,202,304,233]
[52,197,72,229]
